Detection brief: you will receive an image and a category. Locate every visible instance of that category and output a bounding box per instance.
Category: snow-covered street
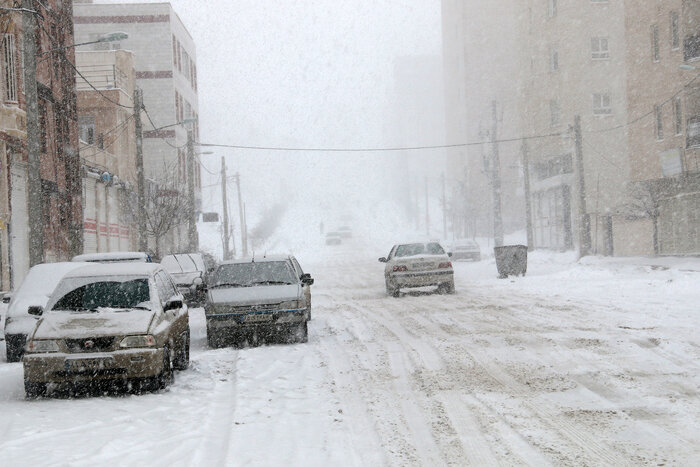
[1,245,699,466]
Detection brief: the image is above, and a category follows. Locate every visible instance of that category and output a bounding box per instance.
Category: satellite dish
[101,172,111,184]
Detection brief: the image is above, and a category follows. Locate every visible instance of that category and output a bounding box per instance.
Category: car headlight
[280,300,302,310]
[120,335,156,348]
[26,339,59,353]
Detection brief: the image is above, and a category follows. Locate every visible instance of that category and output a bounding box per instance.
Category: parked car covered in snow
[379,242,455,296]
[451,239,482,261]
[71,251,153,263]
[22,263,190,398]
[160,253,207,307]
[4,262,88,362]
[205,255,313,348]
[325,231,342,245]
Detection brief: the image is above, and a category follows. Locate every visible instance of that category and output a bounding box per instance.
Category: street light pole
[187,129,198,252]
[221,156,231,260]
[22,0,43,267]
[134,88,147,251]
[234,173,247,257]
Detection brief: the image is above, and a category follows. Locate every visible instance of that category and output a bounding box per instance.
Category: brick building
[73,1,201,256]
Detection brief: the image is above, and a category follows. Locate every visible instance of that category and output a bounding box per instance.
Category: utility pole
[234,173,247,256]
[220,156,231,260]
[186,128,198,252]
[490,100,504,247]
[22,0,43,267]
[134,88,147,251]
[521,139,534,251]
[425,175,430,237]
[441,172,447,240]
[573,115,591,257]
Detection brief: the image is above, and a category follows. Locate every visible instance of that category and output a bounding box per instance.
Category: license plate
[413,262,432,269]
[244,313,272,323]
[65,357,113,372]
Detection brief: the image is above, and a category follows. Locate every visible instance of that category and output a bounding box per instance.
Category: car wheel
[296,321,309,343]
[173,332,190,370]
[386,281,399,297]
[24,380,47,399]
[154,346,174,390]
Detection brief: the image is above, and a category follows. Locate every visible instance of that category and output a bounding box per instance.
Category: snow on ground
[0,242,699,465]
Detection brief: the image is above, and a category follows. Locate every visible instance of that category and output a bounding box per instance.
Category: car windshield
[51,278,151,311]
[161,254,200,273]
[210,261,297,287]
[395,243,445,257]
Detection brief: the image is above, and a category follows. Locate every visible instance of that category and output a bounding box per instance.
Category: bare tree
[129,163,187,258]
[619,181,660,255]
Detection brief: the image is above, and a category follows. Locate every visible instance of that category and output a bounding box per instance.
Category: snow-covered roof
[63,263,162,279]
[71,251,152,263]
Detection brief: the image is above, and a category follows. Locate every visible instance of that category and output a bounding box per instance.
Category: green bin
[494,245,528,278]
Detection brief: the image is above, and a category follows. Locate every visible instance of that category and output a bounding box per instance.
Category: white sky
[100,0,443,252]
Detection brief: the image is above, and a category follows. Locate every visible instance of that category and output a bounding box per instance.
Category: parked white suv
[379,242,455,297]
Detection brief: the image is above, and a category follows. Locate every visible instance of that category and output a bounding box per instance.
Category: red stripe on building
[74,15,170,24]
[135,70,173,79]
[143,129,176,139]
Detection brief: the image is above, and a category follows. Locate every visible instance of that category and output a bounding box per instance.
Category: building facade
[76,49,138,253]
[73,1,201,256]
[619,0,700,256]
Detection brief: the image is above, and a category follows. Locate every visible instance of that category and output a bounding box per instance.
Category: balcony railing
[76,64,129,92]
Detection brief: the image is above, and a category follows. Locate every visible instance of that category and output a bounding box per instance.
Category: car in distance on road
[22,263,190,398]
[205,255,313,348]
[379,242,455,297]
[160,253,208,307]
[325,231,342,245]
[71,251,153,263]
[451,239,482,261]
[4,262,88,362]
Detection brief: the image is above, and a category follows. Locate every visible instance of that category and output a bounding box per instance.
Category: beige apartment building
[618,0,700,256]
[516,0,631,254]
[76,49,138,254]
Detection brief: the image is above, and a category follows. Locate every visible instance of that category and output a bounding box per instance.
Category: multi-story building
[76,49,138,253]
[516,0,631,255]
[73,0,201,255]
[0,2,26,290]
[441,0,526,243]
[619,0,700,255]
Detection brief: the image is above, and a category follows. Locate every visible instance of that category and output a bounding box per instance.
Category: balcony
[76,64,129,92]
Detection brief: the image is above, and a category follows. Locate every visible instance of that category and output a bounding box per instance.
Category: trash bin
[493,245,528,278]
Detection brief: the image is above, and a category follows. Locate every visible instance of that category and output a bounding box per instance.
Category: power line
[197,131,568,153]
[78,113,134,151]
[142,106,188,149]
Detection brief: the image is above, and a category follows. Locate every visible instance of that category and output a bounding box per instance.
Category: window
[550,99,562,126]
[591,37,609,59]
[593,93,612,115]
[175,91,180,122]
[685,34,700,61]
[2,34,17,102]
[78,116,96,145]
[176,40,182,72]
[549,46,559,72]
[671,11,680,50]
[651,24,660,62]
[172,35,178,68]
[548,0,557,18]
[674,97,682,136]
[655,105,664,140]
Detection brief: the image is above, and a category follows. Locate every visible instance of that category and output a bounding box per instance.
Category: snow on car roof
[71,251,152,263]
[221,254,292,264]
[63,262,162,278]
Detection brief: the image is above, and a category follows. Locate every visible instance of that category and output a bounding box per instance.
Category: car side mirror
[28,306,44,317]
[301,273,314,286]
[164,298,183,312]
[378,257,387,263]
[448,252,453,258]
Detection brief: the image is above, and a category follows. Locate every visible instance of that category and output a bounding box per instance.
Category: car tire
[154,346,174,390]
[296,321,308,343]
[439,282,456,294]
[386,280,399,297]
[24,380,47,399]
[173,332,190,370]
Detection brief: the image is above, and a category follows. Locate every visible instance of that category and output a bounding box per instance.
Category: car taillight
[439,262,452,269]
[392,265,408,272]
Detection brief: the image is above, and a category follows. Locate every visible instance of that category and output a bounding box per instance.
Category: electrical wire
[78,113,134,150]
[142,105,188,149]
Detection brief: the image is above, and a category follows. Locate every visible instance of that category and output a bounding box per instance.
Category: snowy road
[1,246,699,466]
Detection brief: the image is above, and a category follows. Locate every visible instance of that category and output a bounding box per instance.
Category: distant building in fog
[73,0,201,256]
[441,0,525,243]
